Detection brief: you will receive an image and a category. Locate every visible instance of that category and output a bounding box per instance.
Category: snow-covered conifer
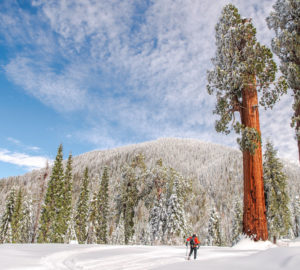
[11,188,24,243]
[75,167,90,244]
[264,141,291,242]
[207,208,222,246]
[0,188,16,243]
[231,199,243,245]
[96,167,109,244]
[292,196,300,237]
[267,0,300,162]
[61,153,73,243]
[38,144,64,243]
[122,165,138,244]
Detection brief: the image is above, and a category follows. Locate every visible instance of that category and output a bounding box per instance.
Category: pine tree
[231,199,243,245]
[32,163,49,243]
[87,192,97,244]
[165,171,187,242]
[207,4,286,241]
[20,196,33,243]
[165,192,186,240]
[96,167,110,244]
[292,196,300,237]
[61,153,73,243]
[267,0,300,162]
[66,210,78,244]
[75,167,90,244]
[264,141,291,243]
[11,188,24,243]
[150,197,165,243]
[121,165,138,244]
[38,144,64,243]
[207,208,222,246]
[0,188,16,243]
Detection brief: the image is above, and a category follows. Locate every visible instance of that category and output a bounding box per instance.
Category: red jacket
[186,236,200,247]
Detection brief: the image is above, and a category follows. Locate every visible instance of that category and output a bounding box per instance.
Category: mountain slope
[1,138,299,244]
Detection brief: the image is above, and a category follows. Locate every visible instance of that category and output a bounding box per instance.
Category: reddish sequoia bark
[240,78,268,241]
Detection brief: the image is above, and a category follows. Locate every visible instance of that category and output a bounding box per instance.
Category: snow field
[1,238,300,270]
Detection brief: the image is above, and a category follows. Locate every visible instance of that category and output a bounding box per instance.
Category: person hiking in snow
[186,233,200,260]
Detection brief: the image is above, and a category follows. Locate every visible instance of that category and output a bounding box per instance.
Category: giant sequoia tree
[207,4,286,240]
[267,0,300,162]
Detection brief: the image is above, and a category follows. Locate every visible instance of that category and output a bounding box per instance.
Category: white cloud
[6,137,41,152]
[7,137,21,145]
[0,149,50,171]
[1,0,298,161]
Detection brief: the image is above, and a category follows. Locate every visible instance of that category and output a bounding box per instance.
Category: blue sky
[0,0,297,178]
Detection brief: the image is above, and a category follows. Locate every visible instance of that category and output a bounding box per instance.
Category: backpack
[190,236,195,247]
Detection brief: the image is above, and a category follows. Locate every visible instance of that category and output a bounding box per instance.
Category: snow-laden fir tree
[164,170,188,243]
[95,167,109,244]
[207,208,222,246]
[87,192,97,244]
[0,187,16,243]
[267,0,300,162]
[11,188,24,243]
[61,153,73,243]
[38,144,64,243]
[31,163,49,243]
[207,4,287,241]
[263,140,291,243]
[150,195,166,243]
[231,199,243,246]
[292,196,300,237]
[20,196,34,243]
[149,160,168,243]
[121,165,138,244]
[75,167,90,244]
[66,210,78,244]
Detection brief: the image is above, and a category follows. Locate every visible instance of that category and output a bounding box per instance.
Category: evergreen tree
[61,153,73,243]
[0,188,16,243]
[32,163,49,243]
[292,196,300,237]
[20,196,33,243]
[150,195,166,243]
[66,210,78,244]
[267,0,300,162]
[207,4,286,241]
[38,144,64,243]
[87,192,98,244]
[165,192,186,240]
[75,167,90,244]
[11,188,24,243]
[207,208,222,246]
[231,200,243,245]
[121,165,138,244]
[96,167,110,244]
[264,141,291,243]
[165,171,187,242]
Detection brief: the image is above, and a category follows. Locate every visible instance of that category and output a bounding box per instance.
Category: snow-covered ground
[1,238,300,270]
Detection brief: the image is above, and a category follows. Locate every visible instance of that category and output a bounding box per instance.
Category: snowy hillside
[1,238,300,270]
[0,138,299,245]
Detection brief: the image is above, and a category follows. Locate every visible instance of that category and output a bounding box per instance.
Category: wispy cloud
[7,137,41,152]
[0,149,50,171]
[1,0,297,161]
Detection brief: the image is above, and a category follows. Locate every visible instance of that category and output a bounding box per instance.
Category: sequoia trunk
[241,78,268,241]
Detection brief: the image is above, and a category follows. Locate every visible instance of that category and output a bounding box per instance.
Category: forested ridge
[0,138,299,245]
